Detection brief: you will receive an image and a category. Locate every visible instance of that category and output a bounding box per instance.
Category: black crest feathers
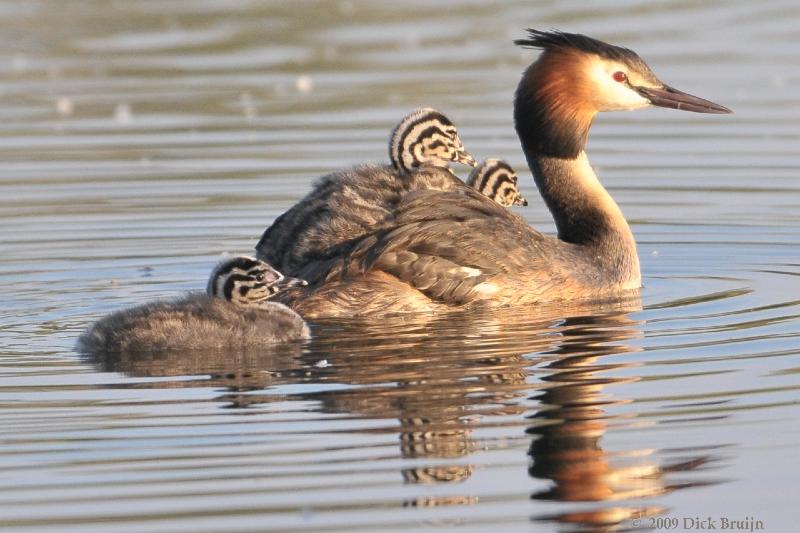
[514,29,642,66]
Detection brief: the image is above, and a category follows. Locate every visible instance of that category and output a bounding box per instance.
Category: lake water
[1,1,799,531]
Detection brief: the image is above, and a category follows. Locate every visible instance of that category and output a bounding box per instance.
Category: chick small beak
[636,84,732,114]
[277,276,308,289]
[516,195,528,207]
[455,148,478,167]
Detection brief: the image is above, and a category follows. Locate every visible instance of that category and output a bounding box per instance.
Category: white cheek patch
[588,59,651,111]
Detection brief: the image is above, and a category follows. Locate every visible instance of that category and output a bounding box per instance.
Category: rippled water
[1,1,799,531]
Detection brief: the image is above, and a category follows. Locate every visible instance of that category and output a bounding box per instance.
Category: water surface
[1,1,799,531]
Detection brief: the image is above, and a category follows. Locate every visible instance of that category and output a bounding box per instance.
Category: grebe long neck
[514,55,640,285]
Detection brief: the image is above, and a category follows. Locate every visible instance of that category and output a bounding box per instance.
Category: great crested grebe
[257,30,731,318]
[468,158,528,207]
[256,107,478,273]
[77,256,310,353]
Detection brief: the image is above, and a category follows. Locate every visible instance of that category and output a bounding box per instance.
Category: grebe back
[256,108,477,274]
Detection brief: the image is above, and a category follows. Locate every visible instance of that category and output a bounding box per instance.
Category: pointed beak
[455,149,478,167]
[635,84,732,114]
[515,195,528,207]
[276,276,307,290]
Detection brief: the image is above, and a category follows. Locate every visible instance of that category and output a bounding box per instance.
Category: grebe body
[259,31,731,318]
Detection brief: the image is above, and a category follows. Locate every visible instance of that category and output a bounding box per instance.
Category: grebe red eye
[613,71,627,82]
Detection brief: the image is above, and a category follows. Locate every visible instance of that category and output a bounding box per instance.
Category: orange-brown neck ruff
[514,47,638,283]
[515,48,597,160]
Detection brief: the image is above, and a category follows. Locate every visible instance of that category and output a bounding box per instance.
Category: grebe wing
[256,165,466,276]
[256,164,398,271]
[369,188,543,270]
[319,189,556,305]
[256,164,466,274]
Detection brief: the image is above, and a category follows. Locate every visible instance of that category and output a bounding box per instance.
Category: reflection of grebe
[528,314,716,529]
[255,30,731,318]
[77,256,309,353]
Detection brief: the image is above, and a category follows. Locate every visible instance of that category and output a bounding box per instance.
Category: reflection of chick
[77,256,310,353]
[400,415,475,485]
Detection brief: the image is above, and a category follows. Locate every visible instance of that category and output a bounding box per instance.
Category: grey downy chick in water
[77,255,310,354]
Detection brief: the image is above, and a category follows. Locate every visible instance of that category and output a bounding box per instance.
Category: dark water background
[1,1,799,531]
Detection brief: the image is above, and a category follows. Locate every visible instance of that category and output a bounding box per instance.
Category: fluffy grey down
[77,293,310,353]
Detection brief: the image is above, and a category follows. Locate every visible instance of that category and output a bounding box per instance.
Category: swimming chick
[467,158,528,207]
[257,30,731,318]
[77,255,310,353]
[206,255,307,307]
[256,107,477,274]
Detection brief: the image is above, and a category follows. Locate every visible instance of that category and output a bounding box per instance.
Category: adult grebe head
[389,107,477,173]
[514,29,732,159]
[207,255,306,307]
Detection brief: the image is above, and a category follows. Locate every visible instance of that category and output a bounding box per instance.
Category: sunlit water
[1,1,799,531]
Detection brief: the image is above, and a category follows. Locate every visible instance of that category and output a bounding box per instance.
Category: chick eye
[255,273,265,282]
[613,71,627,83]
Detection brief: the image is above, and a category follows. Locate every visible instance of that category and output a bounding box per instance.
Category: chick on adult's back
[255,108,476,275]
[468,158,528,207]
